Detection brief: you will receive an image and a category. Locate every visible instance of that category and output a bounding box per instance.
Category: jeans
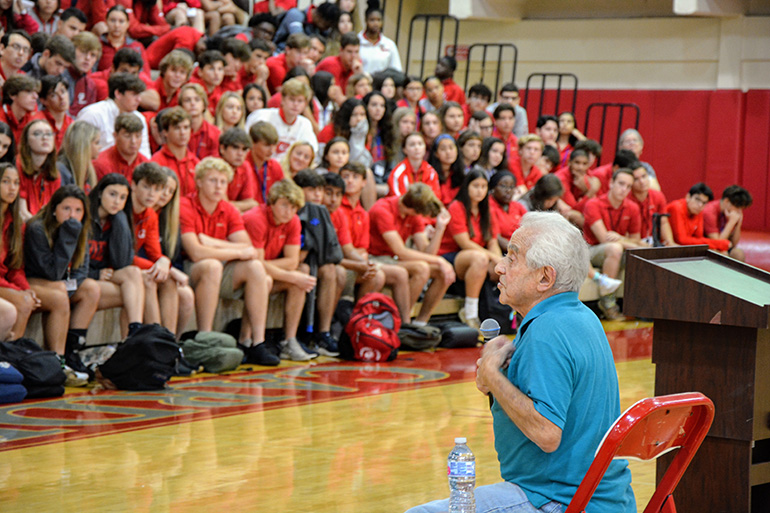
[405,482,565,513]
[273,8,306,50]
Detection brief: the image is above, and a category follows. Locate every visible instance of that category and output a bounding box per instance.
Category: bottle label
[448,461,476,477]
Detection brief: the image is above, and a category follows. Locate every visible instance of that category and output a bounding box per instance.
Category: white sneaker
[63,365,89,387]
[597,274,622,296]
[279,338,313,361]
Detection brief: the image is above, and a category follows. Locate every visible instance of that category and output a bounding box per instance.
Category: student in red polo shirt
[582,168,646,320]
[94,113,148,181]
[179,83,221,160]
[369,183,456,327]
[439,169,501,329]
[189,50,226,117]
[491,103,519,175]
[220,38,251,93]
[667,182,731,254]
[488,171,527,252]
[265,32,310,95]
[220,127,256,212]
[240,38,271,92]
[39,76,72,151]
[340,161,411,324]
[434,55,466,105]
[316,32,361,94]
[323,173,385,296]
[629,164,674,246]
[18,119,60,221]
[703,185,753,262]
[511,134,545,193]
[180,157,278,366]
[246,121,284,205]
[388,132,440,198]
[243,178,319,361]
[0,76,44,144]
[130,162,180,334]
[553,149,601,227]
[151,107,200,197]
[143,51,194,113]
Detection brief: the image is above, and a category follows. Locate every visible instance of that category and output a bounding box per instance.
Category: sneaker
[298,340,319,359]
[597,274,623,296]
[314,332,339,357]
[280,337,314,361]
[62,364,89,387]
[598,302,626,321]
[458,308,481,330]
[65,350,93,380]
[243,343,281,366]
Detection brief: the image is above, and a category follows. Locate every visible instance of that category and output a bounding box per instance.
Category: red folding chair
[565,392,715,513]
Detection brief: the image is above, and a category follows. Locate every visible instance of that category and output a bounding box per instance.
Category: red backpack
[344,293,402,362]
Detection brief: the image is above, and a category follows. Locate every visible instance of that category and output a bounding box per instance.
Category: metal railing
[584,102,640,163]
[523,72,579,119]
[404,14,459,78]
[462,43,518,97]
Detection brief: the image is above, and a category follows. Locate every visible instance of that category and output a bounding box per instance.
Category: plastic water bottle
[448,437,475,513]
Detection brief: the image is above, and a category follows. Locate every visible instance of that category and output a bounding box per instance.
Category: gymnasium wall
[384,9,770,230]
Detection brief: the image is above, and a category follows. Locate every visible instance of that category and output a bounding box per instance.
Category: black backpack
[98,324,182,390]
[0,338,66,398]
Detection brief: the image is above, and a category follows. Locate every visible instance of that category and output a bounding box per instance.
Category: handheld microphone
[480,318,501,408]
[480,318,501,341]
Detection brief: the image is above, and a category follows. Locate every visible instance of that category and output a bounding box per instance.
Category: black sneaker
[243,343,280,366]
[314,332,340,357]
[65,351,93,380]
[298,340,319,359]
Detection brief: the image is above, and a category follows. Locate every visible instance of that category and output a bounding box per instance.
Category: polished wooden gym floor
[0,320,655,513]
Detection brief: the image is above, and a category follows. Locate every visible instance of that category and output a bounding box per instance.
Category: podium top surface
[658,257,770,306]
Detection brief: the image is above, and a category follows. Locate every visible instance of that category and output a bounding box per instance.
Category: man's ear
[537,265,556,292]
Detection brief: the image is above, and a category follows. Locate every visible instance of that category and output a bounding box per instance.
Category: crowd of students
[0,0,755,385]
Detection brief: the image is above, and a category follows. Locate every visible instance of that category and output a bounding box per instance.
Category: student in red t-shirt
[242,178,319,361]
[629,164,674,246]
[39,76,73,152]
[220,38,250,93]
[439,169,502,329]
[94,113,149,181]
[582,168,646,320]
[369,183,456,327]
[666,182,731,254]
[220,127,256,212]
[151,107,200,197]
[316,32,361,94]
[130,163,180,334]
[179,83,221,160]
[434,56,465,105]
[488,171,528,252]
[180,157,278,366]
[511,134,545,194]
[388,132,440,198]
[323,173,385,295]
[703,185,753,262]
[143,50,194,113]
[427,134,464,205]
[555,112,586,167]
[491,103,519,175]
[438,101,464,140]
[475,137,508,179]
[0,76,44,145]
[189,50,226,117]
[396,76,423,124]
[340,162,411,324]
[245,121,283,207]
[265,33,310,95]
[553,149,601,227]
[535,115,558,150]
[17,119,60,221]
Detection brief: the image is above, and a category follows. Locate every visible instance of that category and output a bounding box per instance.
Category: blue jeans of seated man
[273,8,306,50]
[405,482,565,513]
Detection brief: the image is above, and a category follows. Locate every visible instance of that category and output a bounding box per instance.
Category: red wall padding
[522,89,770,231]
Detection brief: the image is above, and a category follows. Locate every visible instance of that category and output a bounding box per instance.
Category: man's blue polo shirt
[491,291,635,512]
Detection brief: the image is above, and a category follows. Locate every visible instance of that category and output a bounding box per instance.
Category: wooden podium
[624,246,770,512]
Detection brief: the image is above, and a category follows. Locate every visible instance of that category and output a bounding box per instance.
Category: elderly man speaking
[408,212,635,513]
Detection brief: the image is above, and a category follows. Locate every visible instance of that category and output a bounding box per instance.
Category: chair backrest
[565,392,715,513]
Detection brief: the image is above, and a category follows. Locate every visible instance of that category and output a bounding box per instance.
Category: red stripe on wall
[523,89,769,231]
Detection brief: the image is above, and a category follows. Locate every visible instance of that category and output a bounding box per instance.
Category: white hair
[618,128,643,147]
[516,212,589,293]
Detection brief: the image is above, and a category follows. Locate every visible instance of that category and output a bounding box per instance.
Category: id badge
[65,278,77,292]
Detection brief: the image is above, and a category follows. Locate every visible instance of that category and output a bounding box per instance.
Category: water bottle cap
[454,437,466,444]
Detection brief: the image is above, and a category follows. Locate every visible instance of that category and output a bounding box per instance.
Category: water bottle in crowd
[448,437,476,513]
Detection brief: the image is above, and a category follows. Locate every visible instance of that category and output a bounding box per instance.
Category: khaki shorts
[370,255,399,266]
[184,260,244,300]
[588,243,626,269]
